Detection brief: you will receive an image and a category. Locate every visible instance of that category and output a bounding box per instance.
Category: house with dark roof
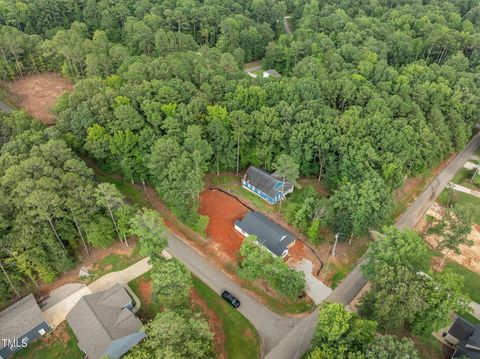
[242,166,293,205]
[66,283,145,359]
[0,294,52,359]
[235,211,296,257]
[443,315,480,359]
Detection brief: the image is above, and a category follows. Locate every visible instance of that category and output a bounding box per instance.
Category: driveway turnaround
[42,257,153,327]
[295,259,331,304]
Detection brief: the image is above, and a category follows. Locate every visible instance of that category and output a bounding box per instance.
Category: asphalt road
[166,232,301,355]
[265,130,480,359]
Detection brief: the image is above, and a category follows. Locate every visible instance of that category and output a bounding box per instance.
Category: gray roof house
[443,316,480,359]
[242,166,293,205]
[66,284,145,359]
[0,294,52,359]
[235,211,296,257]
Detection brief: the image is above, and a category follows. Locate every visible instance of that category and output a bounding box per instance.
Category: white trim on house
[235,225,285,258]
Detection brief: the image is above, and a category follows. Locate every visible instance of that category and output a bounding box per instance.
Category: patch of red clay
[9,73,73,124]
[190,288,226,359]
[199,189,249,261]
[138,278,152,304]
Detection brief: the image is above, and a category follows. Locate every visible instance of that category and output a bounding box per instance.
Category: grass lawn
[128,271,160,321]
[242,280,312,314]
[412,334,443,359]
[129,273,260,359]
[86,250,141,283]
[451,167,480,191]
[458,311,480,324]
[445,261,480,303]
[92,168,312,315]
[92,166,151,208]
[437,188,480,224]
[13,323,83,359]
[209,173,276,214]
[192,277,260,359]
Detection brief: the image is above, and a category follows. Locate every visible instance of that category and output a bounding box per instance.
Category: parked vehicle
[221,290,240,308]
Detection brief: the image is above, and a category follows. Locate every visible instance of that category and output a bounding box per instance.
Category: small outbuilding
[263,69,281,78]
[0,294,52,359]
[242,166,293,205]
[67,283,145,359]
[443,315,480,358]
[235,211,296,257]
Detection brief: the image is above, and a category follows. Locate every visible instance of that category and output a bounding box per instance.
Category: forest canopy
[1,0,480,293]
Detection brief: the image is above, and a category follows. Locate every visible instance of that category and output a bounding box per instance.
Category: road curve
[265,131,480,359]
[166,231,302,356]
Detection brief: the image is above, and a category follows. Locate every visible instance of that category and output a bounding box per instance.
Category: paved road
[166,232,301,355]
[266,131,480,359]
[396,131,480,229]
[0,100,12,113]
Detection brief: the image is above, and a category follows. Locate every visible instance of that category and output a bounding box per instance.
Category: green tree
[151,258,192,307]
[94,183,125,245]
[84,215,115,248]
[126,310,214,359]
[273,154,299,210]
[428,206,474,265]
[312,303,377,357]
[365,335,419,359]
[130,208,168,262]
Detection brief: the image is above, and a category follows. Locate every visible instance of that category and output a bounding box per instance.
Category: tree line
[0,111,135,306]
[2,0,480,239]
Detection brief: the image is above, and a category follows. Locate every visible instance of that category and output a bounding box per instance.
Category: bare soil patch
[190,288,226,359]
[420,205,480,274]
[9,73,73,124]
[137,278,153,304]
[199,189,249,261]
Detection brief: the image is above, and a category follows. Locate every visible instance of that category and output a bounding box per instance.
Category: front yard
[12,323,83,359]
[129,272,261,359]
[91,163,313,315]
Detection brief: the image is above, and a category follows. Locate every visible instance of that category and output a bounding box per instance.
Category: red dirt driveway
[199,189,249,261]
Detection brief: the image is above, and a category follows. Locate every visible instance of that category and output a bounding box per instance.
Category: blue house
[242,166,293,204]
[0,294,52,359]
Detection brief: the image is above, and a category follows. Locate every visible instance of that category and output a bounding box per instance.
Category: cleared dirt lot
[199,189,249,261]
[9,73,73,124]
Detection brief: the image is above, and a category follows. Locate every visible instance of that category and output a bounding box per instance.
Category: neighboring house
[67,283,145,359]
[443,315,480,358]
[242,166,293,205]
[0,294,52,359]
[263,69,281,78]
[235,211,296,257]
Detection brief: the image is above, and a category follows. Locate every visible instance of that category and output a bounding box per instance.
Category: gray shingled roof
[0,294,46,349]
[244,166,292,199]
[449,316,480,359]
[235,211,295,256]
[66,284,143,359]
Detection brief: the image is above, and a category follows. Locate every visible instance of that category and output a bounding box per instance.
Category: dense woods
[1,0,480,327]
[2,0,480,237]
